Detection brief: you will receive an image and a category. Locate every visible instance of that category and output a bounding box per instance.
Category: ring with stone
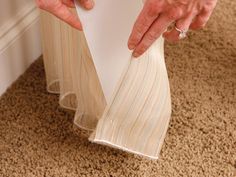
[174,26,188,39]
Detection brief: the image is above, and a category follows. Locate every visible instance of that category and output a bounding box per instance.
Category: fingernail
[84,0,94,9]
[128,43,135,50]
[133,52,139,58]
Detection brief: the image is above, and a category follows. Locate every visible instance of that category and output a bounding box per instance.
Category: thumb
[78,0,94,10]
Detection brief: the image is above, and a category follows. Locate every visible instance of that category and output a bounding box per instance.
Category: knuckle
[133,21,146,38]
[147,1,162,17]
[36,0,59,10]
[146,32,157,41]
[64,14,74,22]
[128,37,136,46]
[167,8,183,20]
[135,22,145,34]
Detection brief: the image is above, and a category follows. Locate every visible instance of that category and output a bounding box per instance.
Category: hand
[128,0,217,57]
[36,0,94,30]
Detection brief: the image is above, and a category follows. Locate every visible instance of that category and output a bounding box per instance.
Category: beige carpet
[1,1,236,176]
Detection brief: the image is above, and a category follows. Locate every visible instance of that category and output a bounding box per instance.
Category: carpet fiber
[0,1,236,176]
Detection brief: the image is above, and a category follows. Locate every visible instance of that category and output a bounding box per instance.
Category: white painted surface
[0,0,33,26]
[0,1,42,96]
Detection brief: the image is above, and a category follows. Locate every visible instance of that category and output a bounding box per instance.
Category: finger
[78,0,94,10]
[128,0,164,50]
[163,15,193,42]
[49,2,82,30]
[190,8,213,30]
[62,0,75,8]
[132,13,174,58]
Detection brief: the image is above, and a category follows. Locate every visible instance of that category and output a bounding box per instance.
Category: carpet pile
[0,0,236,176]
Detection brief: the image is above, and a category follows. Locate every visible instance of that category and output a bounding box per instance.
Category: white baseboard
[0,3,42,96]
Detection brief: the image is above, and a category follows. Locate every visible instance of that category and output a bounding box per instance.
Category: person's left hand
[36,0,94,30]
[128,0,218,58]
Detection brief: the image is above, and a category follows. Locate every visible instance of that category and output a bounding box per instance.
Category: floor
[0,0,236,176]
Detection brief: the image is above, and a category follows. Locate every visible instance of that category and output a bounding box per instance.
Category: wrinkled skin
[36,0,217,58]
[128,0,218,57]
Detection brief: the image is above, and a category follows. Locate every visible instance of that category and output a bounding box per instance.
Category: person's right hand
[36,0,94,30]
[128,0,217,58]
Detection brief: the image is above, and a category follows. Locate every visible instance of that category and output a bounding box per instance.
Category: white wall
[0,0,33,25]
[0,0,42,96]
